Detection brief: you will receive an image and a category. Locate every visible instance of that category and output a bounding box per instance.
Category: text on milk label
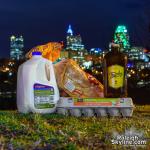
[34,83,55,109]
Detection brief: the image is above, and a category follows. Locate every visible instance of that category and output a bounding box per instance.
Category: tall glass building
[66,25,85,51]
[10,35,24,60]
[114,25,130,52]
[64,25,88,65]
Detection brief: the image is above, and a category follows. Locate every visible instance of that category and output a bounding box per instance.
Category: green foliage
[0,106,149,149]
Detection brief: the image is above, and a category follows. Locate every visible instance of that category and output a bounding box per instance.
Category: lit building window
[10,35,24,60]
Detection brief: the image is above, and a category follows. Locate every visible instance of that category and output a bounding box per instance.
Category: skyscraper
[66,25,85,51]
[10,35,24,60]
[63,25,87,65]
[113,25,130,52]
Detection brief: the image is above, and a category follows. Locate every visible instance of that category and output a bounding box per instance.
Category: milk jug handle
[45,62,55,82]
[50,63,56,82]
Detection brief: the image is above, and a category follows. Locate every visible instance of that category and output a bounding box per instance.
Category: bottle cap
[32,51,42,56]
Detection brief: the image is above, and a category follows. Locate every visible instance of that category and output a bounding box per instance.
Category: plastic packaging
[54,59,104,98]
[26,42,63,62]
[56,97,134,117]
[17,51,59,113]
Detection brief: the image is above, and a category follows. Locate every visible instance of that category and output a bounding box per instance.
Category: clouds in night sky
[0,0,150,57]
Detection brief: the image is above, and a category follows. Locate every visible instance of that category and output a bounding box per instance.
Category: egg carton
[56,97,134,117]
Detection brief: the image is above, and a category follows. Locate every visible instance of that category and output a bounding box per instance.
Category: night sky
[0,0,150,58]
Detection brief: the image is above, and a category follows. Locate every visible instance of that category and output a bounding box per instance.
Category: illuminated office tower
[114,25,130,52]
[10,35,24,60]
[66,25,85,51]
[129,47,149,62]
[65,25,87,64]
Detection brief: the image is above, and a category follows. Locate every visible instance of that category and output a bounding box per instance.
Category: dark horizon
[0,0,150,58]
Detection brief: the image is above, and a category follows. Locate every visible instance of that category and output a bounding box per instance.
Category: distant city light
[90,48,102,55]
[9,72,13,76]
[127,63,133,68]
[1,67,10,72]
[10,35,15,40]
[83,61,93,69]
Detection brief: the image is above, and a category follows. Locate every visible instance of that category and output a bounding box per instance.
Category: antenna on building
[67,24,73,36]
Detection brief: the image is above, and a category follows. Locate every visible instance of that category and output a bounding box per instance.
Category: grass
[0,105,149,150]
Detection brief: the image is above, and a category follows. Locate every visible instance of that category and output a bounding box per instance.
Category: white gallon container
[17,51,59,113]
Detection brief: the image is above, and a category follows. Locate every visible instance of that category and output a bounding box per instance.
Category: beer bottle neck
[111,47,120,53]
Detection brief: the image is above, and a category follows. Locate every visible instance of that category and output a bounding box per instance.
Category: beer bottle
[103,43,127,98]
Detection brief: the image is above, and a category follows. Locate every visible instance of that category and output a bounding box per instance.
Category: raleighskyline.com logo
[111,127,148,147]
[111,135,147,146]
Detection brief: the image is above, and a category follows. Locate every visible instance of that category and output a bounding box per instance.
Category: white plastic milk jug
[17,51,59,113]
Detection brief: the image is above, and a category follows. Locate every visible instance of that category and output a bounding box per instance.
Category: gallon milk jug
[17,51,59,113]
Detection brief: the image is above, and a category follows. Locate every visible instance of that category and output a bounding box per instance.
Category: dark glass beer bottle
[103,43,127,98]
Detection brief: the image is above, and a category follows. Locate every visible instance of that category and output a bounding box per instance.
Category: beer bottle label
[108,65,124,89]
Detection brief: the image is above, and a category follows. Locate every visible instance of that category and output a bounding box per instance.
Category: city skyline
[0,0,150,58]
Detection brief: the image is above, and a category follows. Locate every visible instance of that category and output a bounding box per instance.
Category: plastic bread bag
[54,59,104,98]
[26,42,63,62]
